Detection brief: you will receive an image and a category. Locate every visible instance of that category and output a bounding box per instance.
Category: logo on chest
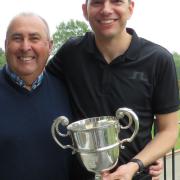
[129,71,148,82]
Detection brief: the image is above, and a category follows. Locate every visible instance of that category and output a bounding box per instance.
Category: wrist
[129,158,145,174]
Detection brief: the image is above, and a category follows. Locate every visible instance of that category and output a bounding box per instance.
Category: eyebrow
[10,32,41,37]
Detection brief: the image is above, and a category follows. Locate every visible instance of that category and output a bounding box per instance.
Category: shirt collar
[5,65,44,91]
[84,28,141,61]
[125,28,141,61]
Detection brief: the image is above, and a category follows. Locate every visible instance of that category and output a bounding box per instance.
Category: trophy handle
[51,116,76,152]
[115,108,139,149]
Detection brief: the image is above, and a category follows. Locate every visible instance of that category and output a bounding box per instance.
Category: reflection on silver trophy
[51,107,139,180]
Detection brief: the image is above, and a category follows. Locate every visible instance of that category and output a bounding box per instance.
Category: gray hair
[6,12,51,40]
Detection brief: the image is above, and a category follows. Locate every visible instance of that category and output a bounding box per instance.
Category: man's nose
[20,39,32,51]
[100,1,113,15]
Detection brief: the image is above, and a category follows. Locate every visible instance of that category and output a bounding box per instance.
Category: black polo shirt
[47,28,179,179]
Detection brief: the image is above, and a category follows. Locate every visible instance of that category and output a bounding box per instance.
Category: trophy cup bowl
[51,107,139,180]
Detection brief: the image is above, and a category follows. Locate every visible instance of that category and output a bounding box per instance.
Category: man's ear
[127,0,135,20]
[4,39,7,50]
[82,4,88,21]
[48,40,53,54]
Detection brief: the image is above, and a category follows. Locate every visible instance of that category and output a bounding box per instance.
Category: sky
[0,0,180,53]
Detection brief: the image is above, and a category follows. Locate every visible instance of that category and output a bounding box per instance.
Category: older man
[0,13,73,180]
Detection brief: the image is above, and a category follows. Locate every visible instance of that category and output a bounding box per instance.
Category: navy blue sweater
[0,67,73,180]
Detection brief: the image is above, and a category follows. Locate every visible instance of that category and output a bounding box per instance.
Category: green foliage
[52,19,90,55]
[0,48,5,67]
[173,52,180,80]
[175,110,180,150]
[175,123,180,150]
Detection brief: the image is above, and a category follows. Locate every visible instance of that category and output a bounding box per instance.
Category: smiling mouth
[18,56,35,62]
[98,18,118,25]
[100,20,114,24]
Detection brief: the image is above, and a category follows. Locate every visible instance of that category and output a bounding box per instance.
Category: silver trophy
[51,107,139,180]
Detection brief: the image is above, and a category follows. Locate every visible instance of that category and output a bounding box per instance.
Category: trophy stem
[95,173,101,180]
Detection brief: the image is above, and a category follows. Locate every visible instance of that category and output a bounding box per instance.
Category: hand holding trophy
[51,107,139,180]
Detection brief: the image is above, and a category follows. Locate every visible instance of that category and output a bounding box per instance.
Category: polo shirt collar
[125,28,141,61]
[84,32,97,54]
[84,28,141,61]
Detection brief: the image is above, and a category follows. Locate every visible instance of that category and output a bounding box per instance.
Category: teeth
[100,20,114,24]
[19,57,33,61]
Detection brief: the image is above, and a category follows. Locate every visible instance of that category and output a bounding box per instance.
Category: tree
[173,52,180,89]
[0,48,5,67]
[52,19,90,55]
[173,52,180,80]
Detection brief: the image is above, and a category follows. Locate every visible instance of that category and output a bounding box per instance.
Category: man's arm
[133,111,179,166]
[102,111,179,180]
